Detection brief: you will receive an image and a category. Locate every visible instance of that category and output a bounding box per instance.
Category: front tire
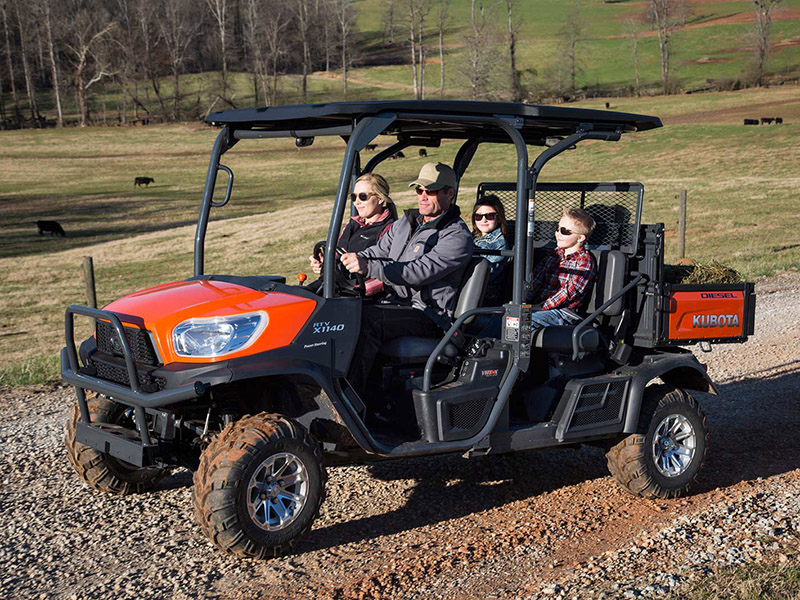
[192,413,325,559]
[65,396,168,495]
[606,385,708,499]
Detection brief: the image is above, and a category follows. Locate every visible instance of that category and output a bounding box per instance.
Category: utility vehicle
[62,101,755,559]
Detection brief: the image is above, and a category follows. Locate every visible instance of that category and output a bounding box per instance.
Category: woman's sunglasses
[474,212,498,222]
[350,192,376,202]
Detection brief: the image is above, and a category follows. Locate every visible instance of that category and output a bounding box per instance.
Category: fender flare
[622,353,717,434]
[226,357,375,452]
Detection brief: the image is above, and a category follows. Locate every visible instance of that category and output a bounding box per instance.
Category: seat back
[587,249,626,316]
[454,257,490,320]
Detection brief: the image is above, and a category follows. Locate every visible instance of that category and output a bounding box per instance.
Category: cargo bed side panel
[661,282,755,345]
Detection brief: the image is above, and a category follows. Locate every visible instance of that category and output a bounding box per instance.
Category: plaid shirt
[526,246,596,310]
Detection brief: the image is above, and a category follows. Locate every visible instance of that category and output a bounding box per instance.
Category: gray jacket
[358,205,473,327]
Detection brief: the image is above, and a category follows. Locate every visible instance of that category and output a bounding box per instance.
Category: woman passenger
[307,173,395,292]
[471,195,510,304]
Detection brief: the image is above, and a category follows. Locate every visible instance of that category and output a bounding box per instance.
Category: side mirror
[295,136,314,147]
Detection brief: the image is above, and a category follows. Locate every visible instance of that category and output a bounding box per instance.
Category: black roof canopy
[207,100,662,145]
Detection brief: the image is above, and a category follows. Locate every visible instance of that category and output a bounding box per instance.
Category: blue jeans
[476,308,577,339]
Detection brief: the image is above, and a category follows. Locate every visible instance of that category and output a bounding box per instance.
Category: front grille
[84,358,164,392]
[96,320,159,366]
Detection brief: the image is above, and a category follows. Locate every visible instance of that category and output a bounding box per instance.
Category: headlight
[172,311,268,358]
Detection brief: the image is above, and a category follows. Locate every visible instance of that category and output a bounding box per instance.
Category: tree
[261,0,290,106]
[292,0,312,101]
[13,0,40,123]
[334,0,354,98]
[0,0,22,127]
[205,0,229,98]
[61,2,117,126]
[416,0,429,99]
[159,0,198,120]
[461,0,501,100]
[649,0,673,94]
[559,1,582,96]
[382,0,396,44]
[626,18,641,96]
[408,0,418,98]
[751,0,783,86]
[436,0,449,98]
[39,0,64,126]
[505,0,522,102]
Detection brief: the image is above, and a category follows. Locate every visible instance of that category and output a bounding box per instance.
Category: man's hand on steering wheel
[340,252,367,276]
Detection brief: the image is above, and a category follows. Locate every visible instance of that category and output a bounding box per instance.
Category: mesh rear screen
[477,182,643,254]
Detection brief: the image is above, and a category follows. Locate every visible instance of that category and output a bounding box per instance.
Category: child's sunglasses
[557,226,577,235]
[474,212,498,222]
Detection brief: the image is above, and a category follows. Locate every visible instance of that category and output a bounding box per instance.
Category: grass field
[1,85,799,384]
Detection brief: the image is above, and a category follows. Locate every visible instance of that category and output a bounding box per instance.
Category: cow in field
[134,176,155,187]
[760,117,774,125]
[419,148,428,157]
[37,220,66,237]
[364,144,378,151]
[743,119,759,125]
[391,151,405,159]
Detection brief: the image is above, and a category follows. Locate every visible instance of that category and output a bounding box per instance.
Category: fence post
[82,256,97,308]
[677,189,687,260]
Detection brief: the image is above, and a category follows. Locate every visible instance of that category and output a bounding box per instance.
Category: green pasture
[1,86,799,384]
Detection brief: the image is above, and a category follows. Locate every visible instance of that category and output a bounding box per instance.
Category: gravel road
[2,273,798,600]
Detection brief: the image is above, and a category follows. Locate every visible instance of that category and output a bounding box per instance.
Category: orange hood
[104,280,317,363]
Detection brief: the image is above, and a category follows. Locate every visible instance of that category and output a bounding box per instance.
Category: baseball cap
[408,162,457,191]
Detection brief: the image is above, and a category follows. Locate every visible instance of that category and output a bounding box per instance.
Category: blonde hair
[355,173,394,211]
[563,207,596,238]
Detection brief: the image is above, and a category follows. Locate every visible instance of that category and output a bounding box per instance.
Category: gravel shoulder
[1,273,798,600]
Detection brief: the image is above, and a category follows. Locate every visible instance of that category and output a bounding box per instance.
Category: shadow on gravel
[695,363,800,492]
[299,446,610,554]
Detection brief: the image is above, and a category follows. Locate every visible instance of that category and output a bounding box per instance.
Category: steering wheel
[313,241,366,297]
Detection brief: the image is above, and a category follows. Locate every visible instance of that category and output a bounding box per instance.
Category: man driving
[340,162,473,398]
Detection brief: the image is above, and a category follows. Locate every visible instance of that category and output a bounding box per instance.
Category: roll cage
[200,100,662,303]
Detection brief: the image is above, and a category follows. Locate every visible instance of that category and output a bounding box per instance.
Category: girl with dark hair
[471,195,510,303]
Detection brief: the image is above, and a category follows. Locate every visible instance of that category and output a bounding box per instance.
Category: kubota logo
[692,314,740,328]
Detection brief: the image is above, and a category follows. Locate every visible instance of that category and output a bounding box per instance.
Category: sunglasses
[414,186,441,195]
[557,226,578,236]
[474,212,498,222]
[350,192,376,202]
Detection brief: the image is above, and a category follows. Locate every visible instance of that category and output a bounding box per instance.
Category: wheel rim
[246,452,309,531]
[652,414,697,478]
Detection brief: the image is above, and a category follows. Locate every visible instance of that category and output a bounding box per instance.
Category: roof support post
[525,125,620,285]
[323,114,397,298]
[194,126,236,277]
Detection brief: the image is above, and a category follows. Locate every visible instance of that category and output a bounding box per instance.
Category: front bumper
[62,305,231,466]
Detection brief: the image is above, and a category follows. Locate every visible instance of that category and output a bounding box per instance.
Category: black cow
[418,148,428,157]
[760,117,774,125]
[364,144,378,151]
[391,151,405,160]
[775,117,783,124]
[37,220,66,237]
[744,119,759,125]
[134,176,155,187]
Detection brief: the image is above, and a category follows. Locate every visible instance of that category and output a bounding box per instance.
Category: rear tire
[65,396,168,495]
[192,413,325,559]
[606,385,708,499]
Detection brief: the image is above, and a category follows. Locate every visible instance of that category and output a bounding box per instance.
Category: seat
[380,257,490,364]
[533,249,627,354]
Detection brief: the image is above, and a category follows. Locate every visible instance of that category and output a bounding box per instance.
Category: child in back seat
[525,207,596,327]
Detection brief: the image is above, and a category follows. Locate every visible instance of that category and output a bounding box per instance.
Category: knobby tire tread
[606,385,708,500]
[192,412,326,559]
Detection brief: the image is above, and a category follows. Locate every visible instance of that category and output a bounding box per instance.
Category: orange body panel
[667,291,745,340]
[103,280,317,363]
